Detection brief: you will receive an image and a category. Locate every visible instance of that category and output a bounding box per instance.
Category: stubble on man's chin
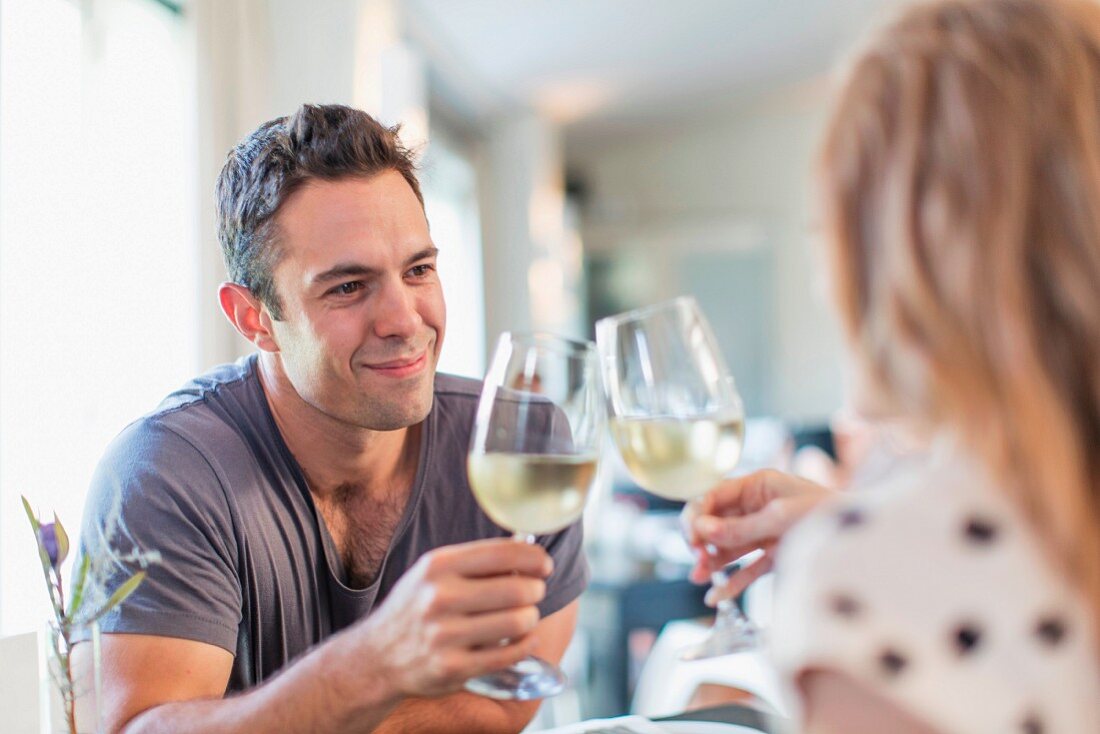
[358,383,435,432]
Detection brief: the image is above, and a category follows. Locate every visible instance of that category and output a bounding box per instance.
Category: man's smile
[362,349,429,379]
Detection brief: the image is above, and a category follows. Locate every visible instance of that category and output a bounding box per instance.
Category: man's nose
[373,279,423,339]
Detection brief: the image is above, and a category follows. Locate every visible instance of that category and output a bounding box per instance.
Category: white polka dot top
[771,439,1100,733]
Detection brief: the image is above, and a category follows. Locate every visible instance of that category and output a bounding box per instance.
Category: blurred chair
[630,575,788,719]
[0,630,46,734]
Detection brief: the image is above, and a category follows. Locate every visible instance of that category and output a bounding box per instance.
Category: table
[657,703,783,732]
[537,704,784,733]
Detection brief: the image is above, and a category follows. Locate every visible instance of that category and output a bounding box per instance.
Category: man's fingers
[423,538,553,579]
[446,606,541,649]
[704,551,775,607]
[441,576,547,614]
[463,635,539,678]
[423,634,538,692]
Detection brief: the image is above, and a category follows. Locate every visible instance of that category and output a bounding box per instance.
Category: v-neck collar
[246,354,435,597]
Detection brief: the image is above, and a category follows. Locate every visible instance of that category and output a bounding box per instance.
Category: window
[421,130,486,379]
[0,0,198,634]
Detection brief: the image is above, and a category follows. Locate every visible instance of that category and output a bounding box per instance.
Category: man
[74,104,587,733]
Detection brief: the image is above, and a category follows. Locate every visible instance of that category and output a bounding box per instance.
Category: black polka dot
[877,648,908,677]
[1021,713,1044,734]
[952,623,983,655]
[963,515,999,545]
[837,507,866,529]
[828,593,861,619]
[1035,616,1068,647]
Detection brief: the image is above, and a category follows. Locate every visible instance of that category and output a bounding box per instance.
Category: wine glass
[465,332,604,700]
[596,296,761,660]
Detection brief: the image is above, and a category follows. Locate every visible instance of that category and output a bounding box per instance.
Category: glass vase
[42,618,103,734]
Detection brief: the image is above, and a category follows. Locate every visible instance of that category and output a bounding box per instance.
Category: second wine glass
[596,296,762,660]
[465,331,604,700]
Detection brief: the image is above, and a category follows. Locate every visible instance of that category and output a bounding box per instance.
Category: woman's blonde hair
[820,0,1100,623]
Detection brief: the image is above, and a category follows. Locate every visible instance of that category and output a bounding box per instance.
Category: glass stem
[500,532,538,654]
[706,543,744,618]
[690,497,747,619]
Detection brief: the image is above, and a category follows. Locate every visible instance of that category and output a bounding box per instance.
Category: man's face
[265,171,445,431]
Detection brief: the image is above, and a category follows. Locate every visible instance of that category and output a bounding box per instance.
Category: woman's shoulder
[776,442,1014,577]
[771,442,1100,733]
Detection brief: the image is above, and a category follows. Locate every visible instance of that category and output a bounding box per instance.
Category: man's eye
[331,281,364,296]
[408,264,435,278]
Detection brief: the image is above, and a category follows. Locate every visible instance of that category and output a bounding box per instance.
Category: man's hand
[356,537,552,698]
[371,600,580,734]
[89,538,554,734]
[683,469,835,604]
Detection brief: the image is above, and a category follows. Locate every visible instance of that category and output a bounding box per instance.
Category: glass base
[679,610,763,661]
[464,655,566,701]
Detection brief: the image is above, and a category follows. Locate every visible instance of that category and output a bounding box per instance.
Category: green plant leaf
[22,496,61,613]
[52,514,70,567]
[21,496,53,574]
[33,535,51,569]
[68,554,92,621]
[86,570,146,621]
[21,495,40,531]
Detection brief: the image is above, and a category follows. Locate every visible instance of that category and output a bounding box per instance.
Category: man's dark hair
[215,104,423,319]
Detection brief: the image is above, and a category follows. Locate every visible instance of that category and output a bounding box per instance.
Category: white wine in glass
[597,296,761,660]
[465,332,603,700]
[609,415,745,502]
[467,453,598,536]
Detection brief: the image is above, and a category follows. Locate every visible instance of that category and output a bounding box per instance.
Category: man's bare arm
[371,600,580,734]
[76,539,551,734]
[85,628,405,734]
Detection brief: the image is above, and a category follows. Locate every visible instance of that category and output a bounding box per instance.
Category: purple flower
[39,523,60,568]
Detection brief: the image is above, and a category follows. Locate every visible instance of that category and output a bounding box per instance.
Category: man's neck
[255,353,422,501]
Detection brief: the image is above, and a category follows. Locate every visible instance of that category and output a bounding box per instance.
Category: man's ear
[218,282,280,353]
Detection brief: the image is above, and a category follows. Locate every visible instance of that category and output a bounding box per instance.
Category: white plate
[659,723,765,734]
[536,715,766,734]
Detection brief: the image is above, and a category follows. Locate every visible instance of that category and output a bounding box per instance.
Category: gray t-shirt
[78,355,588,692]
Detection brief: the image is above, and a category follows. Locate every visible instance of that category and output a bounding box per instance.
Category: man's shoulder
[106,356,265,463]
[152,356,259,417]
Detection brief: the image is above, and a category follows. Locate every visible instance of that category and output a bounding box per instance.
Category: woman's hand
[683,469,835,604]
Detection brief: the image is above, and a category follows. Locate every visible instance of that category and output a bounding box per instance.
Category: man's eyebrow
[405,246,439,266]
[311,263,376,285]
[310,247,438,286]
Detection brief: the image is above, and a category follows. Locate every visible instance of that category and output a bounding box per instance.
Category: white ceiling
[405,0,913,134]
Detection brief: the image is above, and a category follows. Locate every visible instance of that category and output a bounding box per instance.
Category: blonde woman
[687,1,1100,731]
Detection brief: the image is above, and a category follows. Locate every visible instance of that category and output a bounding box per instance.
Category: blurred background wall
[0,0,912,719]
